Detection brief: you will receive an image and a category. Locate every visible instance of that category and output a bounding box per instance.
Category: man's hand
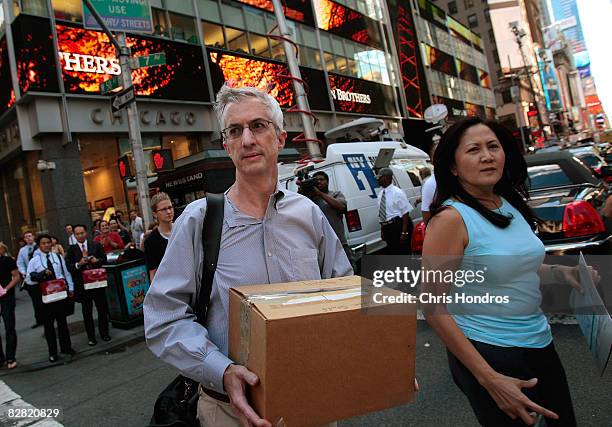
[223,364,271,427]
[90,257,99,264]
[78,257,88,267]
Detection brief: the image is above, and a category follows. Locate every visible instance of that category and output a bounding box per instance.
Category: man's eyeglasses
[221,119,276,141]
[155,206,174,213]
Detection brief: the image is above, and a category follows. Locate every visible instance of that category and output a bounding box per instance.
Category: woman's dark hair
[430,117,536,228]
[35,233,53,246]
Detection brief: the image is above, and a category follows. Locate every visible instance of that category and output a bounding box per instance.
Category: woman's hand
[481,372,558,425]
[553,265,600,293]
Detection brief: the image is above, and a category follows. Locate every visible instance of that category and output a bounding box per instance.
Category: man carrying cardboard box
[144,85,352,427]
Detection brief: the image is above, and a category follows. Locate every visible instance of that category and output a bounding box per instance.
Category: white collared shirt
[421,175,437,212]
[379,184,413,221]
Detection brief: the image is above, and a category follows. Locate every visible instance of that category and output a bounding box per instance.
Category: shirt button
[267,252,272,257]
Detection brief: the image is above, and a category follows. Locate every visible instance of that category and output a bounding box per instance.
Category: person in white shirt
[16,231,43,328]
[377,167,413,255]
[421,174,437,224]
[129,210,145,248]
[65,224,77,247]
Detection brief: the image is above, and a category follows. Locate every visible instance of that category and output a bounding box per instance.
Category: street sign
[82,0,153,34]
[100,74,121,94]
[129,53,166,69]
[111,86,136,113]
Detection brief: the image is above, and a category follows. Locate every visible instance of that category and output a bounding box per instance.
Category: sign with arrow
[111,86,136,112]
[100,75,121,94]
[130,53,166,69]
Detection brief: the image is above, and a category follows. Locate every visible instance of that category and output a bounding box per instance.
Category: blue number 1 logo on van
[343,154,379,199]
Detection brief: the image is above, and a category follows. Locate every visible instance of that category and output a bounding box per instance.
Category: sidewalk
[0,289,146,377]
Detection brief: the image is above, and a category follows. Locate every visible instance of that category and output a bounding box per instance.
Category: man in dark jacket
[65,224,110,346]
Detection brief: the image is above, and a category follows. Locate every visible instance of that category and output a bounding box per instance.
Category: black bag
[149,194,225,427]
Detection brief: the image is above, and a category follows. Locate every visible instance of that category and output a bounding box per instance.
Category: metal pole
[82,1,152,227]
[117,33,153,228]
[508,55,526,148]
[270,0,321,159]
[514,33,543,133]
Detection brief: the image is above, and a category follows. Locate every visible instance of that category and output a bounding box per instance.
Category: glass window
[301,26,317,48]
[304,47,321,68]
[52,0,82,22]
[21,0,47,16]
[467,14,478,28]
[198,0,220,23]
[226,27,249,53]
[152,8,169,38]
[331,36,345,56]
[202,21,225,48]
[221,4,244,29]
[169,12,197,43]
[527,164,572,189]
[324,52,336,73]
[245,8,266,34]
[162,135,202,160]
[249,33,271,58]
[448,1,457,14]
[347,57,358,76]
[270,39,286,61]
[335,56,348,74]
[463,0,474,8]
[167,0,193,15]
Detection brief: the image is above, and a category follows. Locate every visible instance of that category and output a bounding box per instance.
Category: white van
[278,138,432,259]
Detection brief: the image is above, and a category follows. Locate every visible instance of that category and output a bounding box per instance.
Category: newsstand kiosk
[104,250,150,329]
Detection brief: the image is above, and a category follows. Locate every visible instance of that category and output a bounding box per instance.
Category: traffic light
[151,149,174,172]
[117,155,133,180]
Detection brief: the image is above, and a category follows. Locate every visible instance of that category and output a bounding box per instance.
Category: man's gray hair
[213,84,284,132]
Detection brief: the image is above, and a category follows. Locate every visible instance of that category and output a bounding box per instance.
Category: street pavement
[0,290,610,426]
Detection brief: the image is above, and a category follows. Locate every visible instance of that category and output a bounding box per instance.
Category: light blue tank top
[443,198,552,348]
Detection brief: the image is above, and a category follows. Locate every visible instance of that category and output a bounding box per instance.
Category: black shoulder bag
[149,193,225,427]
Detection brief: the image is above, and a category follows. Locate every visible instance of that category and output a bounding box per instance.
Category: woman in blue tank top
[423,118,581,426]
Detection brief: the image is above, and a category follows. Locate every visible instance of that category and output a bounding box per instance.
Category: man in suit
[65,224,110,346]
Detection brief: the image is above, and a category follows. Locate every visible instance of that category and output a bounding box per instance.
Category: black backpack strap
[195,193,225,326]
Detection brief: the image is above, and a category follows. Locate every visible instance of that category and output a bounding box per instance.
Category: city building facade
[0,0,407,249]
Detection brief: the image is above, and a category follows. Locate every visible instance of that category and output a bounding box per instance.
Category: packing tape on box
[237,286,362,366]
[239,298,251,366]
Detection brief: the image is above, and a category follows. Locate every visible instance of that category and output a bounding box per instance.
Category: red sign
[152,149,174,172]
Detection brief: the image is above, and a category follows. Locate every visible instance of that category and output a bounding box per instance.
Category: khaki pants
[197,387,337,427]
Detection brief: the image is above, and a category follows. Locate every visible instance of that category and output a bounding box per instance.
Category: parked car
[525,151,611,254]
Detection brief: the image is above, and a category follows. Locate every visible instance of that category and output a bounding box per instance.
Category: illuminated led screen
[417,0,446,28]
[456,59,478,85]
[234,0,314,26]
[479,70,491,89]
[329,73,397,116]
[424,45,457,76]
[313,0,382,49]
[56,23,209,101]
[11,14,59,95]
[432,95,464,117]
[0,38,14,116]
[465,102,485,119]
[207,48,330,111]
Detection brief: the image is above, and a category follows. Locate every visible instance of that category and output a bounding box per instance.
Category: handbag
[39,279,68,304]
[149,193,225,427]
[83,268,108,290]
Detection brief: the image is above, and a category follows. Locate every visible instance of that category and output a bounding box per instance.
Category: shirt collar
[225,184,286,228]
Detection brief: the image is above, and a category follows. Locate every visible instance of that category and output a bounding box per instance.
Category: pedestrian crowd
[0,203,173,366]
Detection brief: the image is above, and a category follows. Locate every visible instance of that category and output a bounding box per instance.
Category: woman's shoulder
[429,206,463,228]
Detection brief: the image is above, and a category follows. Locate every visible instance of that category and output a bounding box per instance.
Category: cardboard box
[228,276,416,427]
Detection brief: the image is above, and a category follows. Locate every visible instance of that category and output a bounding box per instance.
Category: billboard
[56,23,209,101]
[423,44,457,76]
[456,59,479,85]
[234,0,314,26]
[537,48,563,111]
[329,73,397,116]
[313,0,382,49]
[11,14,60,95]
[0,38,14,116]
[207,48,330,111]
